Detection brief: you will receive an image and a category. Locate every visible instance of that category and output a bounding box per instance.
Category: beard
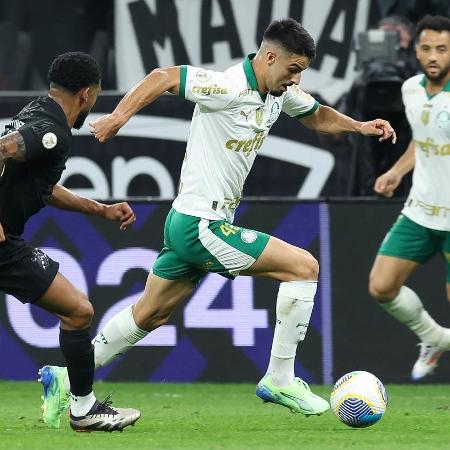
[73,110,89,130]
[422,63,450,83]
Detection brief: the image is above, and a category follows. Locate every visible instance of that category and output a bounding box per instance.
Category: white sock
[70,391,96,417]
[63,370,70,393]
[92,305,148,368]
[380,286,450,349]
[268,280,317,387]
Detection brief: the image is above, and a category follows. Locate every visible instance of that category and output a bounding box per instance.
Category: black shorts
[0,234,59,303]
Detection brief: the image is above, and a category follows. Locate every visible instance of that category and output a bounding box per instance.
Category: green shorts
[152,208,270,285]
[378,214,450,282]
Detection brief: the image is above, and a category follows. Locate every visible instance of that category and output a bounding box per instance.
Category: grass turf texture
[0,382,450,450]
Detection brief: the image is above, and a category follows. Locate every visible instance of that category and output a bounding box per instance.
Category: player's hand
[89,114,123,143]
[0,222,4,242]
[360,119,397,144]
[102,202,136,230]
[374,170,402,197]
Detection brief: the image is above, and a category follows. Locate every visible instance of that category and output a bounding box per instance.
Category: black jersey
[0,96,72,236]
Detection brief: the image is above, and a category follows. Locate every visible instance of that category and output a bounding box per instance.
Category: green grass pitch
[1,381,450,450]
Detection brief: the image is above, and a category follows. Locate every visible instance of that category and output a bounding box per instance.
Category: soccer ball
[330,371,388,428]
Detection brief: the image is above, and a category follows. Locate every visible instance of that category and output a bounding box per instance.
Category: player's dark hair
[263,18,316,60]
[416,15,450,40]
[48,52,101,94]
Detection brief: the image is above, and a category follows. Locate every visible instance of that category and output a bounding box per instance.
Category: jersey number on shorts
[220,223,240,237]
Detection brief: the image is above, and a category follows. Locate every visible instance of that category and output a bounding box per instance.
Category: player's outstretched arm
[90,66,181,143]
[48,184,136,230]
[300,105,397,143]
[374,139,415,198]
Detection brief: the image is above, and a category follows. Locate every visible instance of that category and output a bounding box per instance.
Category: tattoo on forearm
[0,131,26,161]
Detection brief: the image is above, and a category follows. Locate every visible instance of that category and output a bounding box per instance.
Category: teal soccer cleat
[38,365,70,428]
[256,374,329,416]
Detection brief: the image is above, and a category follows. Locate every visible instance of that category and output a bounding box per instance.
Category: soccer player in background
[43,19,396,423]
[369,15,450,380]
[0,52,140,431]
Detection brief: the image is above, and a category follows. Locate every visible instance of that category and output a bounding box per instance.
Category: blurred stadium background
[1,0,450,388]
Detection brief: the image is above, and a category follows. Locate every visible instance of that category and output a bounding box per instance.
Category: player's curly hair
[48,52,101,94]
[416,15,450,40]
[263,18,316,60]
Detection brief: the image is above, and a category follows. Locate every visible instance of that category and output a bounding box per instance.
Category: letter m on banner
[116,0,190,89]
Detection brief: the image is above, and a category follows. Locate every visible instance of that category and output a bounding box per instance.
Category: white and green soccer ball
[330,371,388,428]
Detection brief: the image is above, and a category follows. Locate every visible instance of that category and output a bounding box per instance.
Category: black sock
[59,327,94,396]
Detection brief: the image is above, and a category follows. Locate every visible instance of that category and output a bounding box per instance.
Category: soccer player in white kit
[370,15,450,380]
[41,18,396,423]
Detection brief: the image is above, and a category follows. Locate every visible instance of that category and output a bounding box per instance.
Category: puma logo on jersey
[240,110,250,121]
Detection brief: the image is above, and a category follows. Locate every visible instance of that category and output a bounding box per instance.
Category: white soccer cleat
[70,394,140,432]
[411,342,445,381]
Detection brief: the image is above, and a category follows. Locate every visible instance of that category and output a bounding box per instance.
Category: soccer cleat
[69,394,141,432]
[411,342,445,381]
[256,374,329,416]
[38,365,70,428]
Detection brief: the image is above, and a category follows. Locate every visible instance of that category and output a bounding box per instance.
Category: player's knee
[70,294,94,329]
[293,252,319,280]
[369,276,398,302]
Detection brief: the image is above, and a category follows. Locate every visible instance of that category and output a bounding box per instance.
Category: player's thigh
[138,233,204,329]
[36,272,93,323]
[133,272,194,329]
[377,214,438,264]
[0,240,60,304]
[0,242,91,327]
[164,208,270,280]
[241,235,319,282]
[370,214,437,299]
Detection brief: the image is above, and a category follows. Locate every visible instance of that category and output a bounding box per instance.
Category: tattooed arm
[0,131,26,166]
[0,131,26,242]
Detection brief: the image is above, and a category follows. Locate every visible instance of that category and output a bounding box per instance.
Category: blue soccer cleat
[38,365,70,428]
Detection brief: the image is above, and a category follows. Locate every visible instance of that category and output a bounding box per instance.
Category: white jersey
[172,53,318,223]
[401,74,450,231]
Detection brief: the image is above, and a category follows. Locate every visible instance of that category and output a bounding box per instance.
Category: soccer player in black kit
[0,52,140,432]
